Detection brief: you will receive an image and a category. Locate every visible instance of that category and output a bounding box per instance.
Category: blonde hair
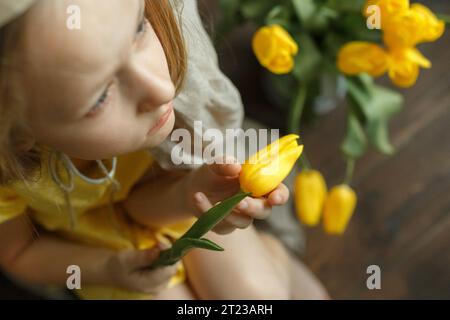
[0,0,187,185]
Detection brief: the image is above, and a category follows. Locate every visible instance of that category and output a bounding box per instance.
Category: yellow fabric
[0,148,196,300]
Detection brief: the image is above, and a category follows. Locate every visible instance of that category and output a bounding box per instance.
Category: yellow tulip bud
[239,134,303,198]
[337,42,389,77]
[323,185,357,235]
[410,3,445,42]
[388,47,431,88]
[294,170,327,227]
[252,24,299,75]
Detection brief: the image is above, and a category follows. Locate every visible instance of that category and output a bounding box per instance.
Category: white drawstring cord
[48,150,119,230]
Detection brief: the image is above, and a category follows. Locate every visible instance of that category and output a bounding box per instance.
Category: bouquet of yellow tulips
[218,0,448,234]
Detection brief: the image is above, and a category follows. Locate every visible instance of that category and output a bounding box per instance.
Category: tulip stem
[288,84,308,135]
[437,14,450,25]
[344,157,355,185]
[299,153,312,171]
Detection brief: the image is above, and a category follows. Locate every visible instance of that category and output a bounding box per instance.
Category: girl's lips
[147,102,174,136]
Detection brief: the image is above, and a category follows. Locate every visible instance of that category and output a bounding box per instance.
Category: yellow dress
[0,148,196,300]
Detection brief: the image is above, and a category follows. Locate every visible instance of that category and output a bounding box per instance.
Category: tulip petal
[407,48,431,69]
[240,135,303,197]
[252,25,298,74]
[295,170,328,227]
[410,3,446,42]
[338,42,388,77]
[323,185,357,235]
[243,134,300,167]
[241,145,303,197]
[252,27,278,67]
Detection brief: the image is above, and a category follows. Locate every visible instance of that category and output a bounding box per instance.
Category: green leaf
[291,0,316,25]
[196,238,225,251]
[367,120,395,154]
[265,5,292,27]
[147,192,249,269]
[337,13,382,42]
[288,84,308,134]
[240,0,275,21]
[323,32,348,60]
[346,75,403,155]
[437,14,450,25]
[308,6,339,33]
[326,0,366,12]
[175,238,224,255]
[292,33,322,82]
[341,108,368,159]
[149,238,224,269]
[183,191,250,239]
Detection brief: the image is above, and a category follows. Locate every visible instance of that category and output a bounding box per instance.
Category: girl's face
[21,0,176,160]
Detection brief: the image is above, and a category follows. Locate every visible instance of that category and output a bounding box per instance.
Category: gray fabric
[0,0,36,28]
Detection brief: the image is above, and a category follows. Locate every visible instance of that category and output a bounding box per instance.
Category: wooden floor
[209,0,450,299]
[1,0,448,299]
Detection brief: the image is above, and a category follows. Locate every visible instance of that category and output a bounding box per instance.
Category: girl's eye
[87,85,112,117]
[136,17,148,37]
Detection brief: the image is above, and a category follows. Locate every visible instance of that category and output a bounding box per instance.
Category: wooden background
[1,0,449,299]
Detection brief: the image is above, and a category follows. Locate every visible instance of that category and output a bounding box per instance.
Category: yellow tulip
[337,42,389,77]
[239,134,303,198]
[252,24,299,75]
[410,3,445,43]
[323,185,357,235]
[363,0,409,27]
[383,9,425,48]
[388,47,431,88]
[383,4,444,48]
[294,170,327,227]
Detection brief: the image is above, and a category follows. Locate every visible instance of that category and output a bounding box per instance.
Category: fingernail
[194,193,204,202]
[238,201,248,210]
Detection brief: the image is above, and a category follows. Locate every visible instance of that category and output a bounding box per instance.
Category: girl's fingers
[236,197,272,220]
[213,220,238,235]
[195,193,250,234]
[267,184,290,206]
[194,192,213,213]
[225,212,254,229]
[136,265,178,294]
[208,156,241,177]
[127,248,161,269]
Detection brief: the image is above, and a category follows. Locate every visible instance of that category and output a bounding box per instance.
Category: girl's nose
[122,53,175,114]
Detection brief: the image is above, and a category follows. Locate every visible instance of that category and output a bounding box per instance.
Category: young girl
[0,0,328,300]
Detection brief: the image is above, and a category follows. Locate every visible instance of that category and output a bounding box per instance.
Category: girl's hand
[105,245,177,294]
[187,157,290,235]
